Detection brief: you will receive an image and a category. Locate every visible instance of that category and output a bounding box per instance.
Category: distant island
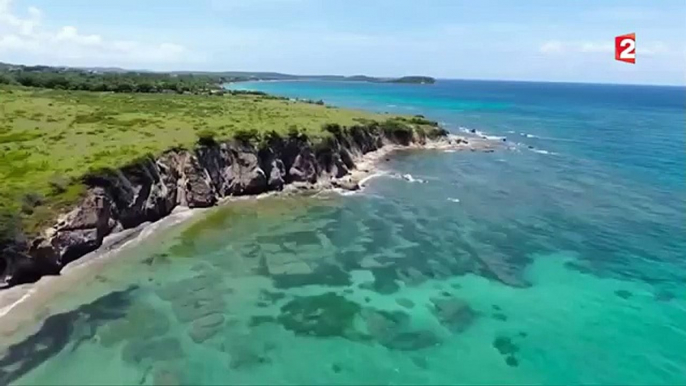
[387,76,436,84]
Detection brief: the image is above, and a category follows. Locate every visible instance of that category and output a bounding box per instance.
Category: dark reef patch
[272,263,351,289]
[277,292,361,338]
[0,286,137,385]
[493,335,523,367]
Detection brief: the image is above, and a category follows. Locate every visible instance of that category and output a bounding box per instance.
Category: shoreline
[0,133,498,347]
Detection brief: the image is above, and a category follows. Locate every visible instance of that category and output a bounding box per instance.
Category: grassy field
[0,86,388,236]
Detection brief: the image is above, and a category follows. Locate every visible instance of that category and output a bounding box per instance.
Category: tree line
[0,68,245,94]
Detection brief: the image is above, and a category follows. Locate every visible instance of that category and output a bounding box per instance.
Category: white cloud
[540,39,673,57]
[0,0,193,66]
[539,40,563,54]
[579,42,613,53]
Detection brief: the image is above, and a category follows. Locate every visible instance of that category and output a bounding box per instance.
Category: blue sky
[1,0,684,85]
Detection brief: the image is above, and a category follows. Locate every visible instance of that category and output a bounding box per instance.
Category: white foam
[458,127,505,141]
[400,174,426,184]
[447,198,461,203]
[0,288,36,318]
[530,148,557,155]
[359,171,387,187]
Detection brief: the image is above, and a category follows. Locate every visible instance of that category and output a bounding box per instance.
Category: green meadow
[0,86,389,236]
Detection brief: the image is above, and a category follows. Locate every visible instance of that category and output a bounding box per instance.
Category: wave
[458,126,505,141]
[530,148,558,155]
[386,173,427,184]
[447,198,461,203]
[359,171,388,187]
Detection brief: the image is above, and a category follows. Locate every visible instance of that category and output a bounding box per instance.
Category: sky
[0,0,685,85]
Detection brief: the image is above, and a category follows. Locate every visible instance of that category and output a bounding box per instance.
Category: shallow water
[1,80,685,385]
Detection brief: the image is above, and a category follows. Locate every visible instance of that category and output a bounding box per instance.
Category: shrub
[48,175,70,195]
[287,125,301,139]
[197,129,218,146]
[20,192,44,215]
[233,128,259,144]
[323,123,343,136]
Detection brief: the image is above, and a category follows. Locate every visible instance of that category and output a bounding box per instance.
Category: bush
[0,208,24,245]
[48,175,70,195]
[197,129,218,146]
[20,193,44,215]
[287,125,301,139]
[233,128,259,144]
[323,123,343,136]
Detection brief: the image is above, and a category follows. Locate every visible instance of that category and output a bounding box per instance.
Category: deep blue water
[3,79,685,385]
[232,80,686,283]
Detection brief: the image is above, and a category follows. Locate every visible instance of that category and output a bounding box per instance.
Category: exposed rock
[267,159,285,191]
[430,297,476,333]
[2,125,453,287]
[56,187,114,233]
[289,149,317,183]
[332,178,360,191]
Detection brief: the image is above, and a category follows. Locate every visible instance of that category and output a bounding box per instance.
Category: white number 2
[619,38,635,59]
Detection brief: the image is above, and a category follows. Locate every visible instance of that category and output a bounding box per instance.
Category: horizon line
[3,61,684,88]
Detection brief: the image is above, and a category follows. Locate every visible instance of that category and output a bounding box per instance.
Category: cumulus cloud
[0,0,192,66]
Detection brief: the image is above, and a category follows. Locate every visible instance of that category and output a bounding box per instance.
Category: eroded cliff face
[1,125,445,286]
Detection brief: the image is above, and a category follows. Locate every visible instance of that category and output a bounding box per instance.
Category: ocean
[1,80,684,385]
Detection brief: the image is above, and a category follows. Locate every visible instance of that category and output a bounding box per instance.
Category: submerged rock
[121,337,183,366]
[493,336,519,356]
[396,298,415,309]
[0,286,136,385]
[223,334,271,370]
[189,313,225,343]
[277,292,361,338]
[153,366,183,386]
[362,309,441,351]
[173,296,226,324]
[430,296,476,333]
[99,303,170,347]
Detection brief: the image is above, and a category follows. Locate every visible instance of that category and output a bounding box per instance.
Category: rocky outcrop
[1,123,448,286]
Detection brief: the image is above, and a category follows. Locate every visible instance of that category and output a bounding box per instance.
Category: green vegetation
[1,85,426,237]
[0,66,233,94]
[388,76,436,84]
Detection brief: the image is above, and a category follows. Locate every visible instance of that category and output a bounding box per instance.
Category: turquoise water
[1,80,685,385]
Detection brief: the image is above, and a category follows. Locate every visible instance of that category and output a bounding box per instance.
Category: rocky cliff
[1,123,448,286]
